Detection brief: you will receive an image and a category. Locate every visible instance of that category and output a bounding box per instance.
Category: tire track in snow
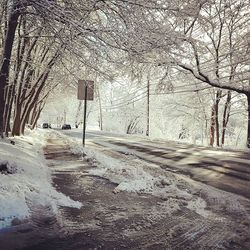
[88,139,250,249]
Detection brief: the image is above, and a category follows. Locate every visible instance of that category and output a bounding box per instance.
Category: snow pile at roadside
[80,146,214,217]
[81,146,191,198]
[0,129,81,230]
[56,131,212,216]
[84,147,216,217]
[58,133,188,197]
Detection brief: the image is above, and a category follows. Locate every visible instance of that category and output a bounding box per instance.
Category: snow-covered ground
[0,129,81,230]
[1,128,249,234]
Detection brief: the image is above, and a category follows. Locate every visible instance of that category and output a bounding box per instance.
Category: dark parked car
[62,124,71,130]
[42,123,49,129]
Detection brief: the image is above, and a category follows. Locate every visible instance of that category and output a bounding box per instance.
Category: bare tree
[123,0,250,146]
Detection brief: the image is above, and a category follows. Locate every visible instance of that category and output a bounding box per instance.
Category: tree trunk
[97,86,103,130]
[0,2,20,137]
[221,91,231,146]
[31,103,44,130]
[215,102,220,146]
[12,105,22,136]
[209,106,216,146]
[30,102,38,125]
[20,67,53,135]
[4,84,15,136]
[247,93,250,148]
[12,50,58,136]
[215,90,222,147]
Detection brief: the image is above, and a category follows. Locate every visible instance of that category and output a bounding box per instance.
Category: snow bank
[52,132,208,214]
[54,132,190,199]
[82,147,188,197]
[0,129,81,230]
[79,146,216,218]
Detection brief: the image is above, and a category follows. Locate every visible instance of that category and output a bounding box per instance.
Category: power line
[100,66,249,107]
[92,92,148,112]
[102,90,148,109]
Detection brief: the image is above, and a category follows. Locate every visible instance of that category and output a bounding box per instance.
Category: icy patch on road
[0,129,81,230]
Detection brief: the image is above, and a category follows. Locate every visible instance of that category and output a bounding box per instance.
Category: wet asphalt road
[65,129,250,200]
[22,135,250,249]
[1,130,250,249]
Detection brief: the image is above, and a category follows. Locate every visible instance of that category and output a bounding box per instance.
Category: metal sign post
[82,85,87,147]
[77,80,94,147]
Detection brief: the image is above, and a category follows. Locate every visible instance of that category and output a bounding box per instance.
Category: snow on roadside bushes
[0,129,81,230]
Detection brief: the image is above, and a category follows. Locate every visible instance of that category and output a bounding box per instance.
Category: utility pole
[97,86,103,131]
[146,79,150,136]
